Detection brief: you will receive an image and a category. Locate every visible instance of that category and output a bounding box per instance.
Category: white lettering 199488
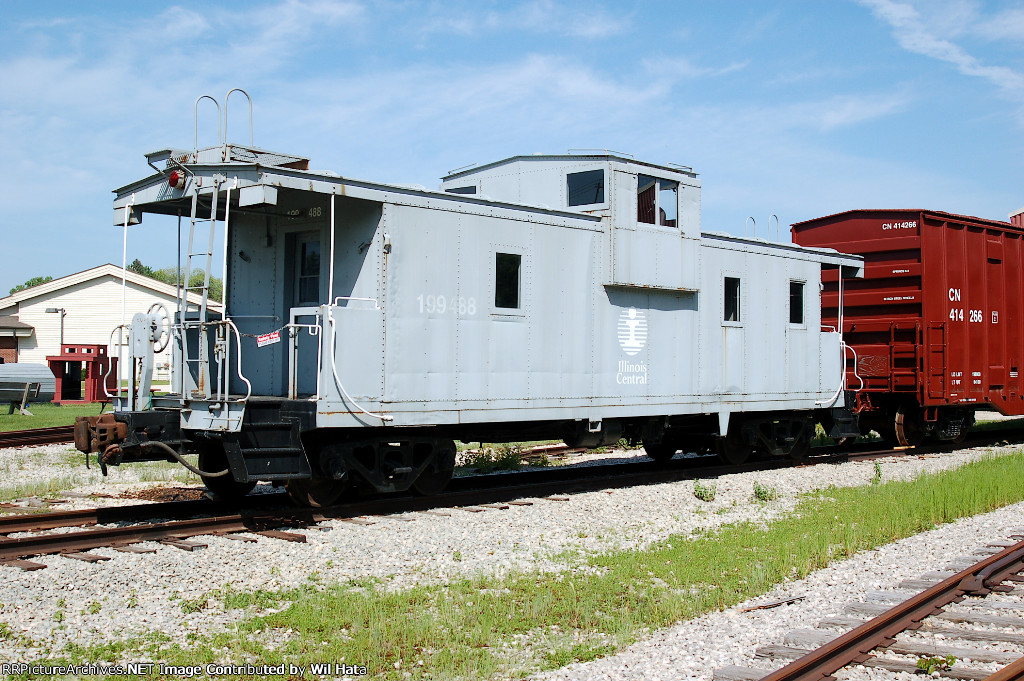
[417,294,477,315]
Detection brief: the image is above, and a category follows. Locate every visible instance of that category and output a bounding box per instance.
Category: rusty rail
[0,497,245,535]
[0,425,75,448]
[0,511,314,562]
[984,656,1024,681]
[758,539,1024,681]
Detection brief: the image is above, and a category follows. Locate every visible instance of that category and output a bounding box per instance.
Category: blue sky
[1,0,1022,294]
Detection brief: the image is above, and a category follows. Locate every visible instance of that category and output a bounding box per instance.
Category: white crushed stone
[0,437,1021,669]
[534,497,1024,681]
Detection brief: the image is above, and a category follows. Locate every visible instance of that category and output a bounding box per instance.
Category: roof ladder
[179,179,221,401]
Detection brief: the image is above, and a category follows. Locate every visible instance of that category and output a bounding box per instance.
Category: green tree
[127,258,155,278]
[9,275,52,295]
[126,261,223,303]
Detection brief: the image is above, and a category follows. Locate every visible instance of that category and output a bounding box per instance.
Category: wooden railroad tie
[255,530,307,543]
[62,552,111,563]
[159,538,207,552]
[2,559,46,571]
[112,544,157,554]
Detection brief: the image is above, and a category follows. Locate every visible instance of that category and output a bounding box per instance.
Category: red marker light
[168,170,185,189]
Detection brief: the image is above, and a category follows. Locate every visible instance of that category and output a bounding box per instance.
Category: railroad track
[716,538,1024,681]
[0,425,75,448]
[2,424,1023,569]
[0,453,804,567]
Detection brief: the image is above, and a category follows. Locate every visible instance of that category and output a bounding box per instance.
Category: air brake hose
[141,441,231,477]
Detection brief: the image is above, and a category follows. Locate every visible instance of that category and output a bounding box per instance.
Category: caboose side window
[495,253,522,309]
[567,170,605,206]
[724,277,741,322]
[789,281,805,324]
[638,175,657,224]
[445,185,476,195]
[659,180,678,227]
[638,175,679,227]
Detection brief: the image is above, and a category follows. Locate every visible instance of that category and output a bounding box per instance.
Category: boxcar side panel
[793,209,1024,415]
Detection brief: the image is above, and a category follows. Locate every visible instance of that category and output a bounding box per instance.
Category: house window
[445,186,476,195]
[790,281,804,324]
[495,253,522,309]
[567,170,605,206]
[638,175,679,227]
[724,277,741,322]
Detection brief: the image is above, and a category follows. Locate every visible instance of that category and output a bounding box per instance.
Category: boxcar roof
[792,208,1017,231]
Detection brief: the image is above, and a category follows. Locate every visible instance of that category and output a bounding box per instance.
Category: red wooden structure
[45,344,117,404]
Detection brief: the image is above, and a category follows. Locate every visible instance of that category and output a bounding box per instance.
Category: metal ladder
[179,180,221,401]
[176,88,253,406]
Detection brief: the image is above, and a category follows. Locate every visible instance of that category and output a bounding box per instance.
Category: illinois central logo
[617,308,647,356]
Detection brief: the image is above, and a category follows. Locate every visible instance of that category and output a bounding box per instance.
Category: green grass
[17,450,1024,680]
[0,402,106,431]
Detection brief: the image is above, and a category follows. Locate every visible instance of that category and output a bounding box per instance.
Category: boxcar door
[987,241,1005,392]
[290,231,323,397]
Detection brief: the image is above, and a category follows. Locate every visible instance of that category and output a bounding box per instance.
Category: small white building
[0,264,220,367]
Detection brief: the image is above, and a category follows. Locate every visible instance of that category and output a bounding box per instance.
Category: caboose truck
[75,93,863,507]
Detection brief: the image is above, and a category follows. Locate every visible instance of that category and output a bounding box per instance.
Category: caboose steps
[222,399,315,482]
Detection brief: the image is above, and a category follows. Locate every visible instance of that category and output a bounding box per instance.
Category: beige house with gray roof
[0,264,219,367]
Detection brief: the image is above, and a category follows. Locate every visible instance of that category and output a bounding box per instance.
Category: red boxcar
[792,209,1024,445]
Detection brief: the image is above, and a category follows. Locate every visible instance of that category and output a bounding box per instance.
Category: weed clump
[918,654,956,675]
[462,444,524,473]
[752,481,780,502]
[693,480,717,502]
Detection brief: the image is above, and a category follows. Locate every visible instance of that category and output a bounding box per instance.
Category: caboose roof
[441,152,697,182]
[113,145,603,227]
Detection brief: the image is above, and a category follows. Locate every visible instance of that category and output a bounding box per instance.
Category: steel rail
[0,511,314,561]
[983,656,1024,681]
[0,425,75,447]
[0,497,244,535]
[757,539,1024,681]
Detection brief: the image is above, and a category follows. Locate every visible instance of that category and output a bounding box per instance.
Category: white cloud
[415,0,630,40]
[808,93,910,130]
[858,0,1024,99]
[972,7,1024,42]
[644,57,749,80]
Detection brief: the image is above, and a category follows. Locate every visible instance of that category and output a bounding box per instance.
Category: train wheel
[716,428,752,465]
[642,440,678,463]
[948,414,973,445]
[285,478,344,508]
[198,442,256,502]
[894,403,926,447]
[942,410,974,446]
[411,440,456,496]
[787,431,811,462]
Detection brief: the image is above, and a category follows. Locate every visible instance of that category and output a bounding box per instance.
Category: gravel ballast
[0,438,1021,672]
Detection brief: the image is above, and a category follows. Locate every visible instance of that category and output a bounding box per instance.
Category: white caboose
[76,95,863,506]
